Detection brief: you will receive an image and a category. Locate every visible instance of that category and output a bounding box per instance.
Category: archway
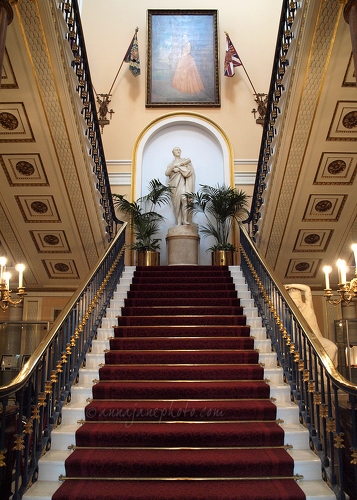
[132,112,234,265]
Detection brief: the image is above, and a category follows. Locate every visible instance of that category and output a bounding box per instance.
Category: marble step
[74,364,285,387]
[89,336,272,354]
[48,420,310,453]
[68,381,292,405]
[23,478,336,500]
[23,267,335,500]
[35,447,323,485]
[105,304,259,319]
[59,392,300,428]
[83,351,279,370]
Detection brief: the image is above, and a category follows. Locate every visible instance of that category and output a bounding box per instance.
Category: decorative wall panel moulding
[1,49,18,89]
[293,229,333,252]
[0,103,34,142]
[1,153,49,186]
[15,195,61,223]
[303,194,347,221]
[314,152,357,184]
[42,259,79,279]
[327,101,357,140]
[30,230,70,253]
[285,259,321,279]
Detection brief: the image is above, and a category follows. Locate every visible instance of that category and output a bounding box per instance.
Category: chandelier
[0,257,26,312]
[323,244,357,306]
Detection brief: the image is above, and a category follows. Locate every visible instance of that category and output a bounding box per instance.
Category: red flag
[224,34,242,77]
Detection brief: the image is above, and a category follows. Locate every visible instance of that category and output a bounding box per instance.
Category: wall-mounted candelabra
[0,257,26,312]
[323,244,357,306]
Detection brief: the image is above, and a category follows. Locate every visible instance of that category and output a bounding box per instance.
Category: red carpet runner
[53,266,305,500]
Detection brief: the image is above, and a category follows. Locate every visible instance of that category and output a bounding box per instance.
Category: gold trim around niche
[131,111,235,203]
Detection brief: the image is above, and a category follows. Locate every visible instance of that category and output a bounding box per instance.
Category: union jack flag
[224,34,242,77]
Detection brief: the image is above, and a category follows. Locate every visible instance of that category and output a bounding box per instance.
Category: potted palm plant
[112,179,172,266]
[185,184,249,266]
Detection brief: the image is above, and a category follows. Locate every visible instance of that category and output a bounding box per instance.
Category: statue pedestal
[166,224,200,266]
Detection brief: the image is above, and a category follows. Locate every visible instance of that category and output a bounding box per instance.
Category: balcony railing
[58,0,121,239]
[245,0,301,236]
[240,224,357,500]
[0,225,126,500]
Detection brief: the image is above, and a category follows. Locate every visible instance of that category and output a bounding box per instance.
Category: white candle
[323,265,332,289]
[352,244,357,274]
[0,257,6,282]
[16,263,25,288]
[4,272,10,290]
[337,259,347,284]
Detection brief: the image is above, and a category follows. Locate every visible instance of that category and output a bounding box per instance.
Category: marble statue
[165,147,195,225]
[285,283,338,367]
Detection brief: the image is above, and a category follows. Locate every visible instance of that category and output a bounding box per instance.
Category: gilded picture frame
[146,10,220,108]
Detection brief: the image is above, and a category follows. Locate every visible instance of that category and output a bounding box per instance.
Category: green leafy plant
[185,184,250,251]
[112,179,172,252]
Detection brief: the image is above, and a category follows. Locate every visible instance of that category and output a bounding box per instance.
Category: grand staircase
[24,266,335,500]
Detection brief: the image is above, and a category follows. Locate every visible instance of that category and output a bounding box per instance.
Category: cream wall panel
[81,1,281,164]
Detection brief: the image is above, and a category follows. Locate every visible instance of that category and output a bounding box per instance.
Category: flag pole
[224,31,258,95]
[108,27,139,96]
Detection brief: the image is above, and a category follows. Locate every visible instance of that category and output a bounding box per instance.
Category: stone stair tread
[23,265,334,500]
[23,479,335,500]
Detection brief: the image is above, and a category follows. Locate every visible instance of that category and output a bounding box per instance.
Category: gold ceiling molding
[314,152,357,184]
[13,0,101,268]
[263,0,345,268]
[0,204,36,284]
[0,153,49,186]
[30,230,71,253]
[285,258,321,279]
[293,229,333,252]
[42,259,79,279]
[15,195,61,223]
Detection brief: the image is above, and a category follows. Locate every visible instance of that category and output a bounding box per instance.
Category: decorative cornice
[108,171,256,187]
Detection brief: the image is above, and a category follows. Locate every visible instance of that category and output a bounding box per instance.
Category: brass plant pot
[136,250,160,266]
[211,250,235,266]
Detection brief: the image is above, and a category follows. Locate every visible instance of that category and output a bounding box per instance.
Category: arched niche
[132,112,234,265]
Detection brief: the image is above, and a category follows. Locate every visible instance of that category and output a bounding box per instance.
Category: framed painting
[147,10,220,107]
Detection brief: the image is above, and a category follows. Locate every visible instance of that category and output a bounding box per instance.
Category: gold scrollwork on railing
[320,404,328,418]
[351,449,357,465]
[45,381,52,394]
[313,392,321,405]
[326,417,336,433]
[0,449,6,467]
[308,381,315,393]
[13,434,25,451]
[23,419,33,435]
[334,433,345,449]
[38,392,47,407]
[47,245,127,383]
[31,405,40,421]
